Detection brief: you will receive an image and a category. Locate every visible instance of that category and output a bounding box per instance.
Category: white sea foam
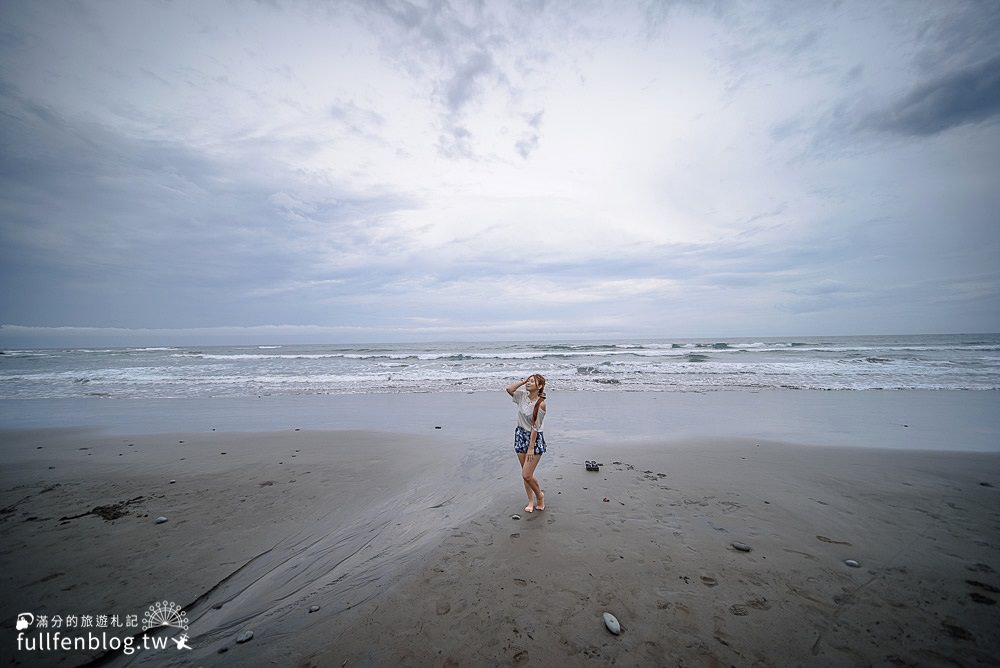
[2,334,998,399]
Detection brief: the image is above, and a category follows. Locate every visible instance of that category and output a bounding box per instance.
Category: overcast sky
[1,0,998,346]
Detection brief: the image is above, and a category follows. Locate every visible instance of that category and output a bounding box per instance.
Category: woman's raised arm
[506,378,526,396]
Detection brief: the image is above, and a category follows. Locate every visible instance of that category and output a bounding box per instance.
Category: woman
[506,374,547,513]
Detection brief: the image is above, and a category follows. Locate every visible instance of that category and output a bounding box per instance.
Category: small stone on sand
[511,514,520,520]
[845,559,861,568]
[731,542,752,552]
[155,517,168,524]
[169,480,176,484]
[602,612,622,634]
[236,630,253,643]
[309,605,320,613]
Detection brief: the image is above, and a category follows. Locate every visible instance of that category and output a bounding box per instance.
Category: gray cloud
[0,85,416,328]
[863,54,1000,136]
[437,124,474,159]
[355,0,550,160]
[330,99,386,134]
[910,1,1000,75]
[2,1,999,342]
[443,50,498,113]
[515,110,544,159]
[778,280,863,314]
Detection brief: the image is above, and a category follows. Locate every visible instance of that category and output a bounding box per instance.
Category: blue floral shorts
[514,426,546,455]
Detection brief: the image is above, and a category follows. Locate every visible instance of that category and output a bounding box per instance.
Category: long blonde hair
[530,374,547,425]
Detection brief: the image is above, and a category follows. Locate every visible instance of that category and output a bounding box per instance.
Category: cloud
[443,50,498,113]
[0,83,419,328]
[1,0,999,342]
[354,0,553,161]
[515,110,544,159]
[778,279,864,314]
[329,99,387,138]
[862,54,1000,136]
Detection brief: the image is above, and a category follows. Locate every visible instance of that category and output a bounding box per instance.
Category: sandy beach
[2,391,999,666]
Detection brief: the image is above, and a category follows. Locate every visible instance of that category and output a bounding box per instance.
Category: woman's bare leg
[516,453,535,507]
[521,454,543,512]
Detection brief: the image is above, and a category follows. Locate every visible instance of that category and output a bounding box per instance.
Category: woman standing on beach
[506,375,547,513]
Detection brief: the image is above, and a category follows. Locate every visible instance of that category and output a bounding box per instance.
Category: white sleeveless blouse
[512,387,545,432]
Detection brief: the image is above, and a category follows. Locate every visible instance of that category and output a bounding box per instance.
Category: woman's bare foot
[536,492,545,511]
[524,501,535,513]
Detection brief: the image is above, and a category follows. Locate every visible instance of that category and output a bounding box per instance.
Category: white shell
[603,612,621,635]
[155,516,168,524]
[845,559,861,568]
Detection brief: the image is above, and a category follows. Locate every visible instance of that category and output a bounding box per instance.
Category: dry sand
[1,393,999,667]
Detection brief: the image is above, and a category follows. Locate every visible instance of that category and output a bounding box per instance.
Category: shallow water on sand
[1,389,998,451]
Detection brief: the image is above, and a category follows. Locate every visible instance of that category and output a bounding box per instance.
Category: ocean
[1,334,998,400]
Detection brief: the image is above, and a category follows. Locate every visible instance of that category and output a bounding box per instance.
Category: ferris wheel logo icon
[141,601,193,650]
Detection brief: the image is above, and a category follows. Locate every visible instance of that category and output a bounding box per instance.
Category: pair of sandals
[585,460,600,471]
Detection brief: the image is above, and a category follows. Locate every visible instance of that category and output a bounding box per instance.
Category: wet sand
[1,391,999,666]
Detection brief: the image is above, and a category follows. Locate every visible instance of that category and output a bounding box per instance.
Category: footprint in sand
[965,580,1000,605]
[941,622,974,640]
[730,598,770,615]
[966,580,1000,593]
[436,601,451,615]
